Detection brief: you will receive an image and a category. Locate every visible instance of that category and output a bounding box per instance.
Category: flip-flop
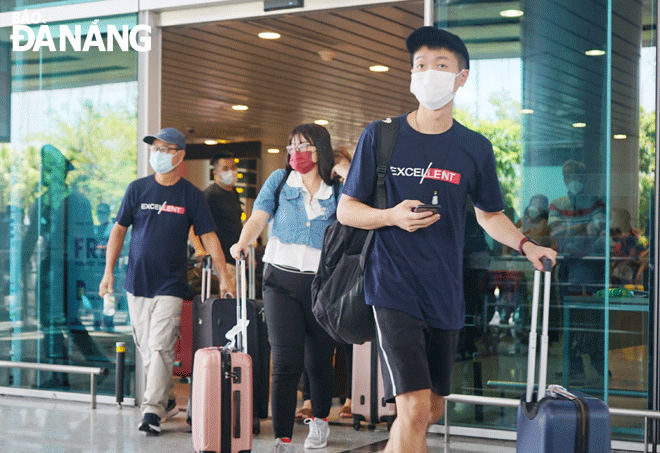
[295,407,313,419]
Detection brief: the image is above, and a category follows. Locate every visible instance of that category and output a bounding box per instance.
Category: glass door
[0,13,139,401]
[439,0,656,443]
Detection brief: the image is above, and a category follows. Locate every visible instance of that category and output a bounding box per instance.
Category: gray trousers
[127,293,183,418]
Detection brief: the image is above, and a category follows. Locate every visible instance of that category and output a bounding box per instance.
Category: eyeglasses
[285,142,316,154]
[150,144,181,154]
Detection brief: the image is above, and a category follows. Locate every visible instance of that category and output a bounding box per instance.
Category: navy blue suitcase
[517,390,611,452]
[516,259,611,452]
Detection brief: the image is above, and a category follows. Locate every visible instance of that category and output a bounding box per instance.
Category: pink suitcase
[191,256,253,453]
[351,340,396,430]
[191,348,253,452]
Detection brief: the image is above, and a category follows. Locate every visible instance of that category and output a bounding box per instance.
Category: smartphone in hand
[413,204,441,214]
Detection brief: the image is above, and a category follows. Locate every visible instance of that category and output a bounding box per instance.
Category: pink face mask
[289,150,316,174]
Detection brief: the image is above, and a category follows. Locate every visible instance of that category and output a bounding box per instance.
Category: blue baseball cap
[143,127,186,151]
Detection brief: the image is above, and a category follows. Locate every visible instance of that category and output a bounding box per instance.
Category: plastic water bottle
[103,293,116,317]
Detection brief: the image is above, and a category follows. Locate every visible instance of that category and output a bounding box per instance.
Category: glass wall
[443,0,656,443]
[0,1,97,13]
[0,14,138,398]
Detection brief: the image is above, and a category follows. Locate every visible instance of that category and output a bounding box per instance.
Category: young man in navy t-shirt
[338,27,557,453]
[99,127,232,436]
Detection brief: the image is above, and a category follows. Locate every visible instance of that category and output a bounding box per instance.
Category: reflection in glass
[438,0,656,443]
[0,14,138,398]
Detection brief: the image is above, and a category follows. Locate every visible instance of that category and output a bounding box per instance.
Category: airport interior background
[0,0,658,447]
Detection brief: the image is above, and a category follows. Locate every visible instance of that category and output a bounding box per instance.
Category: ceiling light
[318,49,336,62]
[370,65,389,72]
[232,105,248,111]
[268,148,280,154]
[205,140,218,145]
[258,32,281,40]
[613,134,627,140]
[500,9,523,17]
[572,122,587,128]
[585,49,606,56]
[520,109,534,114]
[314,120,329,126]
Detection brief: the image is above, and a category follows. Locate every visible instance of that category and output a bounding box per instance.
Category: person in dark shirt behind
[205,152,244,266]
[189,153,245,290]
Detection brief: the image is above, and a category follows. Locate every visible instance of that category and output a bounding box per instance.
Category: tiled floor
[0,392,521,453]
[0,391,650,452]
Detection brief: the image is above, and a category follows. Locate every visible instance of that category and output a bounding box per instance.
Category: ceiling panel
[162,1,424,151]
[158,0,653,158]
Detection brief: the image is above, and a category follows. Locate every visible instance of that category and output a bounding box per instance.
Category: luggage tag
[225,319,250,350]
[546,384,577,400]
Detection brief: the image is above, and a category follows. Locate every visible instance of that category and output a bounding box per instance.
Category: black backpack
[311,117,400,344]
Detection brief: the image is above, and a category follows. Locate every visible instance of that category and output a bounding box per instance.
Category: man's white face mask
[410,69,465,111]
[217,170,237,186]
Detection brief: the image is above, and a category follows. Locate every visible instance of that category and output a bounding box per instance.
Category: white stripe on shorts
[373,305,398,397]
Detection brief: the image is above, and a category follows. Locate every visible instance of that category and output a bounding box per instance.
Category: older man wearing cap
[99,127,232,436]
[337,27,557,452]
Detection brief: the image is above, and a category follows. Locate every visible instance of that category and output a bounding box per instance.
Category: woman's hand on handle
[230,242,251,262]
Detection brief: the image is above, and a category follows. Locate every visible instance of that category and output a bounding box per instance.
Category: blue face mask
[149,150,179,174]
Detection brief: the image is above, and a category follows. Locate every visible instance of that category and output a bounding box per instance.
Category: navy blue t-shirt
[342,115,505,329]
[115,175,216,298]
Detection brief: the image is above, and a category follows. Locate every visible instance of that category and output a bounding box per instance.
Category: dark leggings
[301,344,353,401]
[262,264,336,439]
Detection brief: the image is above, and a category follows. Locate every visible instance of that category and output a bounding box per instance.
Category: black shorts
[373,306,459,402]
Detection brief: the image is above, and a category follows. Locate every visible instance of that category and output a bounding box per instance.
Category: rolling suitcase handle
[525,257,553,403]
[248,246,256,300]
[200,254,212,303]
[226,252,250,354]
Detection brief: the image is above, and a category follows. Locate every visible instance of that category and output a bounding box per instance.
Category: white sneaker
[488,311,501,326]
[271,438,295,453]
[304,418,329,449]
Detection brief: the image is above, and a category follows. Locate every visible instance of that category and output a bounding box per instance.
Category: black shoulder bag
[311,117,400,344]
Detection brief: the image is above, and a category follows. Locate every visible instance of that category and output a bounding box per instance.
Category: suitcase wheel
[352,415,361,431]
[383,416,395,431]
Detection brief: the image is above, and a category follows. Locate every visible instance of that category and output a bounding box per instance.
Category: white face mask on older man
[149,150,179,174]
[410,69,465,111]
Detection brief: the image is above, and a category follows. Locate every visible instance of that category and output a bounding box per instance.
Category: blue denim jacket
[253,169,340,250]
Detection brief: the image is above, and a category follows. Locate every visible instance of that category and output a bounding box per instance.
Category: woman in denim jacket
[231,123,349,453]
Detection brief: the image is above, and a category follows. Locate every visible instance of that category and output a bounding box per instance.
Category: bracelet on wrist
[518,236,538,257]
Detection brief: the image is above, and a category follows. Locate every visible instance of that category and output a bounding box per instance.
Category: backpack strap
[360,117,401,260]
[272,167,292,215]
[332,179,341,202]
[374,117,400,210]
